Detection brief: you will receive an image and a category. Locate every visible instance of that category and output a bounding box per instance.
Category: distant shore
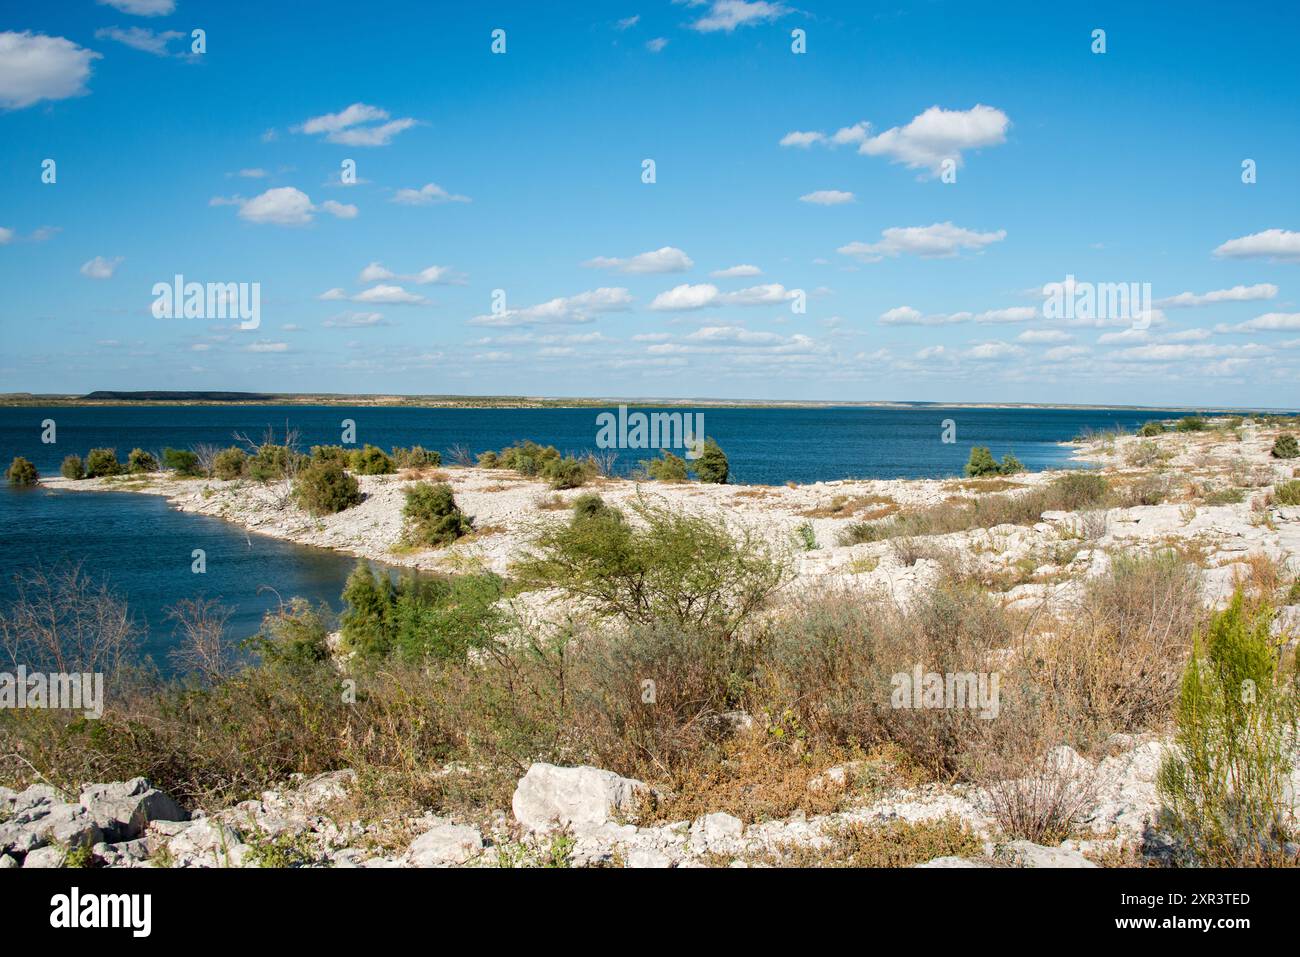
[3,392,1294,414]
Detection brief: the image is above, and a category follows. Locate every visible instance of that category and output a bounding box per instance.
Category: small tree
[1271,434,1299,459]
[161,447,200,475]
[1157,593,1299,866]
[645,450,688,482]
[1137,421,1165,437]
[964,446,999,476]
[349,444,394,475]
[212,447,248,480]
[694,438,729,484]
[1176,416,1207,432]
[84,447,120,477]
[339,562,394,658]
[6,456,38,486]
[60,455,85,480]
[126,448,159,473]
[542,455,589,490]
[391,445,441,469]
[292,459,362,516]
[571,492,621,523]
[402,482,472,546]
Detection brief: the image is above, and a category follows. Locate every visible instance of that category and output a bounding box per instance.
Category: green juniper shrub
[476,450,499,469]
[84,448,120,478]
[1176,416,1208,432]
[246,598,332,668]
[1137,421,1166,437]
[349,444,394,475]
[339,563,394,659]
[571,492,621,523]
[60,455,85,480]
[542,455,590,490]
[6,456,38,486]
[1271,434,1299,460]
[310,445,350,467]
[248,444,302,482]
[402,481,472,546]
[391,446,441,469]
[496,440,560,477]
[211,447,248,480]
[998,453,1024,476]
[694,438,729,484]
[127,448,159,474]
[965,446,1021,477]
[644,450,689,482]
[292,459,362,516]
[1157,592,1300,866]
[161,447,201,476]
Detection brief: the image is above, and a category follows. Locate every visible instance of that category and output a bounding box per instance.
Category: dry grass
[765,816,984,867]
[798,493,896,519]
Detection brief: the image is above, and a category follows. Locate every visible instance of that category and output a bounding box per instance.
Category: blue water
[0,403,1203,665]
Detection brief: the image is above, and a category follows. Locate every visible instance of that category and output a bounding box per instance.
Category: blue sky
[1,0,1298,407]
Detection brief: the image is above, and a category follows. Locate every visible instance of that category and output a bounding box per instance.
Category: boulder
[689,812,745,854]
[83,780,187,842]
[997,840,1096,868]
[0,854,17,869]
[625,847,673,868]
[21,845,67,869]
[407,822,483,866]
[914,856,990,868]
[512,764,648,834]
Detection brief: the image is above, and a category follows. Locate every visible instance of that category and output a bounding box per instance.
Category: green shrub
[1275,481,1300,507]
[402,482,472,546]
[126,448,158,473]
[1176,416,1207,432]
[392,446,441,469]
[84,448,120,478]
[161,447,200,476]
[1271,434,1299,460]
[1157,593,1299,866]
[496,440,560,477]
[60,455,85,480]
[349,444,394,475]
[571,492,620,522]
[1050,471,1110,509]
[6,456,38,486]
[247,598,332,668]
[249,444,301,482]
[476,450,499,469]
[644,450,688,482]
[965,446,1021,477]
[310,445,349,467]
[1137,421,1165,437]
[292,459,362,516]
[694,438,729,484]
[212,447,247,480]
[516,497,791,638]
[542,455,589,490]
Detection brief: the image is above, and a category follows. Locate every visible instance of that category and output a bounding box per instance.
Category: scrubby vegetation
[694,439,730,484]
[402,482,472,546]
[644,449,689,482]
[1273,434,1299,459]
[349,444,394,475]
[127,448,159,473]
[6,456,38,486]
[1137,421,1166,437]
[60,455,85,479]
[84,447,120,478]
[212,447,248,480]
[964,446,1022,477]
[292,459,362,516]
[162,447,201,476]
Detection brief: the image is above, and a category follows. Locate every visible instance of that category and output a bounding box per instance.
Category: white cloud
[839,222,1006,261]
[96,0,175,14]
[710,264,761,278]
[1155,283,1278,307]
[799,189,854,206]
[323,311,387,328]
[880,303,1033,326]
[0,32,101,110]
[1017,329,1073,343]
[391,182,471,205]
[352,284,425,305]
[617,15,641,29]
[358,262,461,285]
[1112,343,1268,362]
[650,283,720,311]
[94,27,185,56]
[469,288,633,327]
[1216,312,1300,333]
[688,1,792,33]
[319,199,358,219]
[1043,345,1090,362]
[726,283,796,305]
[214,187,356,226]
[244,341,288,353]
[1213,229,1300,263]
[294,103,417,147]
[975,306,1037,323]
[859,105,1010,176]
[80,255,122,279]
[646,37,669,53]
[237,168,268,179]
[780,130,824,148]
[0,227,12,244]
[964,341,1025,361]
[584,246,694,274]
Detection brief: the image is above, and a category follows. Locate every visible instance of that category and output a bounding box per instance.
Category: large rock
[512,764,648,834]
[914,856,990,868]
[165,820,247,867]
[407,822,483,866]
[81,778,187,842]
[689,812,745,854]
[997,840,1097,868]
[21,846,67,869]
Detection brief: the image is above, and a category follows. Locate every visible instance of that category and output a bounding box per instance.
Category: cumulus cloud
[710,264,762,278]
[391,182,471,205]
[1215,312,1300,333]
[94,27,186,56]
[1043,345,1090,362]
[0,31,101,109]
[1155,283,1278,308]
[880,303,1034,326]
[212,187,356,226]
[294,102,417,147]
[650,283,719,311]
[1212,229,1300,263]
[80,255,123,279]
[647,38,669,52]
[687,1,792,33]
[323,311,388,328]
[358,262,461,285]
[840,222,1006,261]
[244,341,288,353]
[469,288,633,327]
[96,0,175,14]
[799,190,854,205]
[351,284,426,305]
[964,341,1025,361]
[583,246,694,274]
[1017,329,1073,344]
[0,227,12,244]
